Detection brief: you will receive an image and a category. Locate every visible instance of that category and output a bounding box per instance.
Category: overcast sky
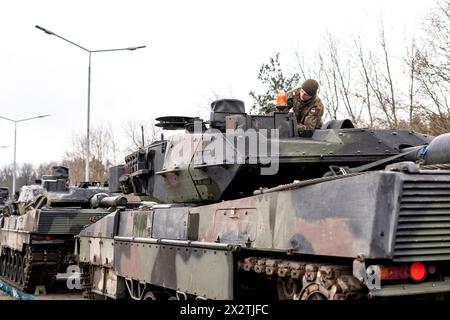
[0,0,439,168]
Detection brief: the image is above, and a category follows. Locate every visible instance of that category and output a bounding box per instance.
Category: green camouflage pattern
[77,100,450,300]
[293,97,324,130]
[0,167,118,293]
[79,165,450,299]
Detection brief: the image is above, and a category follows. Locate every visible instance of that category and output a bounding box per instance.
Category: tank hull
[79,167,450,300]
[0,207,111,293]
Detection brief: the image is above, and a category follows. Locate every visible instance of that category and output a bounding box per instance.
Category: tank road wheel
[11,253,18,282]
[277,278,300,300]
[21,250,32,292]
[143,291,169,300]
[296,283,331,300]
[142,292,157,300]
[16,254,24,285]
[6,252,13,280]
[294,265,367,300]
[3,253,9,278]
[3,254,9,277]
[0,254,6,277]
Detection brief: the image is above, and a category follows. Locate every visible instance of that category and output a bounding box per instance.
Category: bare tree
[294,34,368,125]
[326,33,360,123]
[379,18,398,127]
[36,162,58,179]
[122,119,161,154]
[352,18,405,130]
[61,157,85,185]
[317,52,340,119]
[249,3,449,133]
[354,37,375,127]
[404,36,419,128]
[414,0,450,134]
[294,51,313,82]
[18,163,36,187]
[0,165,13,191]
[63,125,116,185]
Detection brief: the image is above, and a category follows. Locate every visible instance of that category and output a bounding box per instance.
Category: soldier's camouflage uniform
[287,88,324,130]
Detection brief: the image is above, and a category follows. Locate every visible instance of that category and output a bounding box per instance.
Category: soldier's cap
[301,79,319,97]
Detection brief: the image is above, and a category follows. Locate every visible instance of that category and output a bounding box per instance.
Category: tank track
[79,262,95,299]
[0,245,61,294]
[237,257,368,300]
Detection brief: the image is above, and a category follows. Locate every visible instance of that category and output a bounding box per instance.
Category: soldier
[287,79,324,130]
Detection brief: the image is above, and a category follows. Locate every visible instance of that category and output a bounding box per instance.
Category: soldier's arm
[297,123,308,130]
[287,88,301,111]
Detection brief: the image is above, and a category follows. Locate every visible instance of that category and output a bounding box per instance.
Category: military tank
[0,166,126,293]
[79,99,450,300]
[0,188,8,212]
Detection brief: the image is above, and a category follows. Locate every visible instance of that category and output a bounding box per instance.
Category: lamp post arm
[16,114,51,123]
[35,25,90,52]
[90,45,146,53]
[52,33,90,52]
[35,25,146,184]
[0,115,15,122]
[0,114,49,196]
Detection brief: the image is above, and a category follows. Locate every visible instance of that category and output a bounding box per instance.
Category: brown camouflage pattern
[292,97,324,130]
[78,168,450,299]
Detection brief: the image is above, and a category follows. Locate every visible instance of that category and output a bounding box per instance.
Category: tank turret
[79,98,450,301]
[0,165,120,293]
[118,99,441,204]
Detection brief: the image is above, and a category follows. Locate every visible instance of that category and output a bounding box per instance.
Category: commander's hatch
[155,116,206,132]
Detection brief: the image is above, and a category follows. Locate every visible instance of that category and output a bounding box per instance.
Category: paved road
[38,292,84,300]
[0,289,15,300]
[0,288,83,300]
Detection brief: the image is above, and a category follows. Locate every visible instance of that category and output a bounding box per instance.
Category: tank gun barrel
[99,195,128,207]
[399,133,450,165]
[323,133,450,177]
[421,133,450,165]
[90,194,128,208]
[373,132,450,167]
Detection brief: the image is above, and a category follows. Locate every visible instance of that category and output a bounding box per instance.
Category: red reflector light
[380,265,410,280]
[410,262,427,281]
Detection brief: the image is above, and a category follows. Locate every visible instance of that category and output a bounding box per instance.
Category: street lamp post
[35,25,146,182]
[0,114,50,197]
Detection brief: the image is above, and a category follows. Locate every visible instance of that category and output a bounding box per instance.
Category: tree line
[0,121,161,191]
[249,1,450,136]
[2,1,449,191]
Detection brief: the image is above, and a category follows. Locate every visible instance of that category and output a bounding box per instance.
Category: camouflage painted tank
[0,166,125,293]
[79,99,450,300]
[0,188,8,213]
